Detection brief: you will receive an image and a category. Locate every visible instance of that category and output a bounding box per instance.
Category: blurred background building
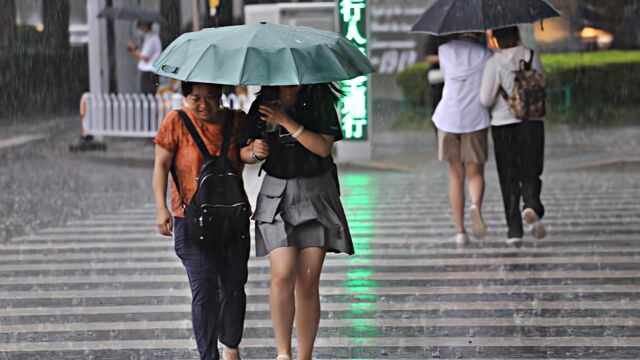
[1,0,639,157]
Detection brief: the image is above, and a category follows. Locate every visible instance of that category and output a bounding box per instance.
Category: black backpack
[171,110,250,251]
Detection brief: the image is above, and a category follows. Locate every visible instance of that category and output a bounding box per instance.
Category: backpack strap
[501,49,536,101]
[219,110,234,167]
[169,110,235,208]
[177,110,212,159]
[169,109,211,209]
[526,49,535,70]
[169,164,186,209]
[498,86,509,102]
[520,49,535,71]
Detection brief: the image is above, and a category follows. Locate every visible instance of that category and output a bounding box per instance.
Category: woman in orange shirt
[152,82,268,360]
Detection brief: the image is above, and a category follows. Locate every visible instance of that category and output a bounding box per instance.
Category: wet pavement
[0,116,154,242]
[2,117,640,358]
[2,172,640,358]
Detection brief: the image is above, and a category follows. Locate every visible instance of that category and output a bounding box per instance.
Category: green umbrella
[153,22,374,86]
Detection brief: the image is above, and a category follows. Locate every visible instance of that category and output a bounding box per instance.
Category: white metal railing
[84,92,255,138]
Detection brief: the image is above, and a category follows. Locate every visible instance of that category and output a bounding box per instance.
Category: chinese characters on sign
[339,0,368,141]
[368,2,426,75]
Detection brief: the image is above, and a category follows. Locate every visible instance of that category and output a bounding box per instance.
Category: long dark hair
[257,83,345,109]
[301,83,345,108]
[493,26,521,49]
[250,83,344,133]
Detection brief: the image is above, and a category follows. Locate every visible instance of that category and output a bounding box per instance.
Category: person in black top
[243,85,343,180]
[242,84,353,360]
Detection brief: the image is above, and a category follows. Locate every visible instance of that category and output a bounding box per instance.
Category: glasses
[185,94,220,107]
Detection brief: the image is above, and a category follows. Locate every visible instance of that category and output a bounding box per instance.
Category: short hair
[181,82,223,97]
[493,26,521,48]
[457,32,482,42]
[136,20,153,29]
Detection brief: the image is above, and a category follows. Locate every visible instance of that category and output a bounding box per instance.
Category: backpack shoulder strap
[169,164,185,208]
[177,110,212,159]
[167,110,234,209]
[219,110,234,165]
[498,86,509,101]
[525,49,535,70]
[171,109,212,209]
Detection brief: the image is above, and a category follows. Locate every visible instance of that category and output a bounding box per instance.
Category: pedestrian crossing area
[1,171,640,359]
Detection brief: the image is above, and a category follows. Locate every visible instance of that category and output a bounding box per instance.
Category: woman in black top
[243,84,353,360]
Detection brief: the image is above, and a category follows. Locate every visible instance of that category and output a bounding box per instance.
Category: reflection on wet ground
[1,166,640,358]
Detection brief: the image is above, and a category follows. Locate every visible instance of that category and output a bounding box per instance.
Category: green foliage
[16,25,46,45]
[395,50,640,126]
[392,108,434,131]
[545,62,640,124]
[545,106,640,126]
[0,44,89,120]
[395,62,432,109]
[541,51,640,71]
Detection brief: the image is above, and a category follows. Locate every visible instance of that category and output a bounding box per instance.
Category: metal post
[87,0,109,94]
[192,0,200,31]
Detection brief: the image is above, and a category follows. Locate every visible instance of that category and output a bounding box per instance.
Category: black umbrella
[98,6,167,26]
[411,0,561,35]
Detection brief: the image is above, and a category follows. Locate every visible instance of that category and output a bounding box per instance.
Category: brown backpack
[499,50,546,120]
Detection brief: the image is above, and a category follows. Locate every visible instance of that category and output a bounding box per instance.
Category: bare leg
[222,346,239,360]
[294,247,326,360]
[269,247,298,358]
[448,160,466,233]
[466,162,485,208]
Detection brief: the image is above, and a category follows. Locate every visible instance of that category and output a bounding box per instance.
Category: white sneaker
[505,237,523,246]
[522,208,546,239]
[469,204,487,239]
[455,232,469,247]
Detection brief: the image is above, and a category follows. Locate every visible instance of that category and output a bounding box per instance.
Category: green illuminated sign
[339,0,368,141]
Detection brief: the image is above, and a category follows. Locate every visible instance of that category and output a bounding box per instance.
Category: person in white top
[479,26,546,246]
[127,20,162,94]
[433,33,492,246]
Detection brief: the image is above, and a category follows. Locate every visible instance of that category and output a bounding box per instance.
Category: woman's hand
[156,208,173,237]
[241,139,270,164]
[259,103,291,127]
[252,139,270,159]
[257,101,334,158]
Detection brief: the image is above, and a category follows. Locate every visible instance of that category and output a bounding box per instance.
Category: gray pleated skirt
[252,170,354,257]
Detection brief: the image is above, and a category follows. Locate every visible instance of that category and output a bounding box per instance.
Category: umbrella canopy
[153,22,375,86]
[411,0,561,35]
[98,7,167,25]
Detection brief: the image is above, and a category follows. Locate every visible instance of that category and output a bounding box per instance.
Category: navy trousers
[174,217,250,360]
